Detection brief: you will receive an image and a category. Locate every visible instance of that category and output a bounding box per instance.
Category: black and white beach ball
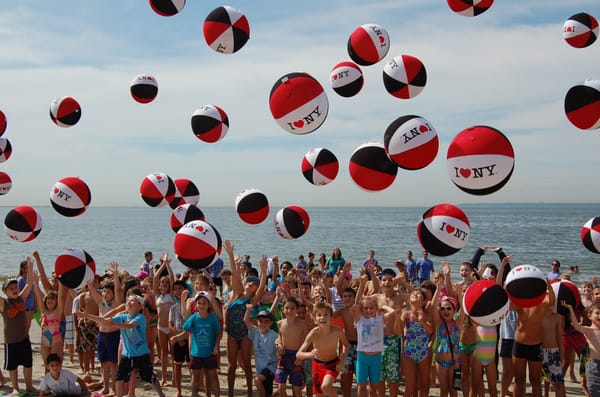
[170,178,200,208]
[563,12,598,49]
[274,206,310,240]
[191,105,229,143]
[551,279,581,316]
[446,0,494,17]
[140,172,176,208]
[0,137,12,163]
[50,177,91,217]
[564,79,600,130]
[417,203,470,257]
[149,0,185,16]
[505,265,547,308]
[55,248,96,291]
[302,148,339,186]
[235,188,269,225]
[174,220,222,270]
[4,205,42,242]
[203,6,250,54]
[0,110,6,136]
[383,55,427,99]
[384,115,438,170]
[50,96,81,127]
[581,217,600,254]
[130,74,158,104]
[0,172,11,195]
[330,61,364,97]
[463,280,509,326]
[347,24,390,66]
[349,142,397,192]
[170,204,206,233]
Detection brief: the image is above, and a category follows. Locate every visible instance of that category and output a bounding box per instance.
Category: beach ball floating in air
[0,172,11,195]
[463,280,509,326]
[349,142,397,192]
[384,115,438,170]
[330,61,364,97]
[302,148,339,186]
[140,172,176,208]
[149,0,185,16]
[235,188,269,225]
[174,220,222,269]
[564,79,600,130]
[551,279,581,316]
[504,264,547,308]
[3,205,42,242]
[50,177,92,217]
[269,72,329,135]
[347,24,389,66]
[170,204,206,233]
[274,205,310,240]
[55,248,96,291]
[0,110,6,136]
[446,126,515,195]
[417,203,470,257]
[50,96,81,127]
[170,178,200,208]
[130,74,158,104]
[191,105,229,143]
[0,137,12,163]
[581,217,600,254]
[383,55,427,99]
[446,0,494,17]
[563,12,598,49]
[203,5,250,54]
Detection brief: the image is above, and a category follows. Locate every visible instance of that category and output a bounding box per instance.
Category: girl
[33,276,65,366]
[141,277,158,364]
[152,252,175,386]
[325,247,345,276]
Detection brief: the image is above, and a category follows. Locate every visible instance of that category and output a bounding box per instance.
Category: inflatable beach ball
[302,148,339,186]
[349,142,397,192]
[203,6,250,54]
[505,264,547,308]
[4,205,42,242]
[417,203,470,257]
[447,0,494,17]
[384,115,438,170]
[130,74,158,104]
[0,110,6,136]
[171,204,205,233]
[0,137,12,163]
[50,96,81,127]
[581,217,600,254]
[170,178,200,209]
[174,220,222,270]
[269,72,328,135]
[551,279,581,316]
[446,126,515,195]
[235,188,269,225]
[191,105,229,143]
[274,206,310,240]
[55,248,96,291]
[347,24,389,66]
[50,177,91,217]
[330,61,363,97]
[149,0,185,16]
[0,172,11,195]
[463,280,509,326]
[383,55,427,99]
[563,13,598,49]
[564,79,600,130]
[140,172,176,208]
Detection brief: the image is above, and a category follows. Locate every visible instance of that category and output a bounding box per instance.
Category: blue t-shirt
[405,259,417,281]
[248,326,279,374]
[183,312,221,358]
[416,258,434,281]
[112,312,150,358]
[206,258,223,279]
[17,276,34,311]
[326,257,345,275]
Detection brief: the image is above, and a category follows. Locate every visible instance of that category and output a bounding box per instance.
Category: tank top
[1,297,28,343]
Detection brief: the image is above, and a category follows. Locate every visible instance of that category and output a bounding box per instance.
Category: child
[296,303,314,397]
[32,276,65,366]
[38,353,90,397]
[152,252,176,386]
[244,306,279,397]
[333,287,358,397]
[541,307,565,397]
[168,280,189,397]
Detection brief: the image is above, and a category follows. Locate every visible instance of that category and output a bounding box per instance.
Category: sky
[0,0,599,209]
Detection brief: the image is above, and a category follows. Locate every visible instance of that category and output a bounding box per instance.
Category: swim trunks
[381,335,401,382]
[312,358,339,395]
[512,341,542,362]
[275,349,305,387]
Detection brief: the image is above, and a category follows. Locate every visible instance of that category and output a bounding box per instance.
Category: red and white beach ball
[551,279,581,316]
[50,96,81,127]
[269,72,329,135]
[564,79,600,130]
[50,177,92,217]
[463,280,509,326]
[4,205,42,242]
[170,204,206,233]
[417,203,470,257]
[0,172,11,195]
[170,178,200,208]
[0,137,12,163]
[0,110,6,136]
[384,115,438,170]
[330,61,364,97]
[235,188,269,225]
[140,172,176,208]
[446,126,515,195]
[130,74,158,104]
[505,265,547,308]
[55,248,96,291]
[383,55,427,99]
[203,6,250,54]
[191,105,229,143]
[149,0,185,16]
[349,142,397,192]
[447,0,494,17]
[302,148,339,186]
[581,217,600,254]
[174,220,222,269]
[347,24,390,66]
[274,206,310,240]
[563,12,598,49]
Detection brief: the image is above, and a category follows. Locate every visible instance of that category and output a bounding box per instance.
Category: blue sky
[0,0,599,208]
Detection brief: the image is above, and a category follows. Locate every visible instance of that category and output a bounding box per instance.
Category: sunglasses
[439,306,453,311]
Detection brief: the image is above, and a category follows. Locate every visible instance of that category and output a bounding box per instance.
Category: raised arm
[496,255,512,286]
[19,257,36,300]
[562,301,584,333]
[431,277,443,325]
[224,240,243,297]
[32,251,53,292]
[57,282,66,319]
[153,254,168,294]
[441,261,455,298]
[164,253,176,294]
[86,279,104,306]
[108,262,122,303]
[250,255,269,305]
[544,277,556,307]
[243,303,255,329]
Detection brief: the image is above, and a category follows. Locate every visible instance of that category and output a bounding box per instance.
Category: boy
[245,306,279,397]
[169,280,189,397]
[39,353,90,396]
[541,308,565,397]
[333,287,358,397]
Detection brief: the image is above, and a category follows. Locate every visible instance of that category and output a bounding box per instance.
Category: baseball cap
[194,291,211,302]
[256,310,273,321]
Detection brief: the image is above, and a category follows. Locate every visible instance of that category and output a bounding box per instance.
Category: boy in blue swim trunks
[275,297,308,397]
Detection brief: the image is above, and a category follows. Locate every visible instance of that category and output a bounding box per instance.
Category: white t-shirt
[356,314,384,353]
[39,369,82,395]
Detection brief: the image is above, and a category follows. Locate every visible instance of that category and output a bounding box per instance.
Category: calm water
[1,204,599,284]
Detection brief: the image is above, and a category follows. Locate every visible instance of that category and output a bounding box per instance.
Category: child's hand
[441,261,450,275]
[560,300,572,310]
[246,303,254,311]
[259,255,268,272]
[224,240,234,254]
[181,289,189,302]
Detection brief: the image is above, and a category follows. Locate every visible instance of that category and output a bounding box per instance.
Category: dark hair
[246,267,259,277]
[284,296,300,308]
[46,353,61,365]
[173,280,186,289]
[144,251,152,257]
[343,287,357,297]
[2,279,18,291]
[102,282,115,293]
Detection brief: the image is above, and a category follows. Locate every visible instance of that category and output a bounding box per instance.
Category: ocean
[0,203,599,285]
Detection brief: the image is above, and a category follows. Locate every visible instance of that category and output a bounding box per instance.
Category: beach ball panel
[130,74,158,103]
[50,177,92,217]
[383,55,427,99]
[171,178,200,208]
[140,173,176,208]
[55,248,96,290]
[174,221,222,269]
[551,280,581,315]
[347,24,390,66]
[463,281,509,326]
[301,148,339,185]
[581,217,600,253]
[149,0,185,16]
[564,82,600,130]
[274,206,310,239]
[0,110,6,136]
[349,143,398,191]
[330,61,364,97]
[563,13,599,48]
[235,189,269,225]
[50,97,81,127]
[417,220,459,257]
[4,206,42,242]
[170,204,206,233]
[447,0,494,16]
[191,105,229,143]
[0,172,11,195]
[384,115,439,170]
[203,6,250,54]
[0,138,12,163]
[505,265,547,307]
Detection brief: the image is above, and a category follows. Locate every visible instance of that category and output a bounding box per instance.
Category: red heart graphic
[54,187,59,194]
[459,168,471,178]
[515,267,523,272]
[419,124,428,133]
[195,225,205,233]
[445,225,455,234]
[567,26,573,32]
[379,36,385,43]
[293,120,304,128]
[332,75,338,81]
[155,175,162,181]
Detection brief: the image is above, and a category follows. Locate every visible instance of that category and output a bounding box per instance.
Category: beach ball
[4,205,42,242]
[0,137,12,163]
[0,172,11,195]
[330,61,363,97]
[347,24,390,66]
[563,13,598,49]
[191,105,229,143]
[50,96,81,127]
[130,74,158,104]
[170,178,200,208]
[149,0,185,16]
[446,126,515,195]
[551,279,581,316]
[50,177,92,217]
[384,115,438,170]
[581,217,600,254]
[302,148,339,186]
[274,205,310,240]
[564,79,600,130]
[55,248,96,291]
[174,220,222,269]
[140,172,176,208]
[417,203,470,257]
[170,204,206,233]
[349,142,397,191]
[383,55,427,99]
[269,72,329,135]
[235,188,269,225]
[447,0,494,17]
[463,280,509,326]
[505,264,547,308]
[0,110,6,136]
[203,6,250,54]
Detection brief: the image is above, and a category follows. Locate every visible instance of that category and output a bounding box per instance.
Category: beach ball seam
[0,137,12,163]
[203,6,250,54]
[50,97,81,127]
[4,206,42,242]
[235,188,269,225]
[347,24,390,66]
[174,220,222,269]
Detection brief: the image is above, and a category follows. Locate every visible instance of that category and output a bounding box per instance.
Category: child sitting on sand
[38,353,90,397]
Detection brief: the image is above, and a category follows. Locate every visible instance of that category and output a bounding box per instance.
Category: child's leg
[158,329,169,385]
[417,355,432,397]
[226,336,240,397]
[191,369,201,397]
[254,374,267,397]
[8,368,18,393]
[435,363,451,397]
[357,382,367,397]
[127,369,137,396]
[401,355,417,397]
[484,362,498,397]
[240,336,254,397]
[512,356,527,397]
[527,359,543,397]
[173,362,182,397]
[321,374,337,397]
[206,368,219,397]
[114,379,125,397]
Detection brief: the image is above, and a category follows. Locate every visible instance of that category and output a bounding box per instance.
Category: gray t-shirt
[248,326,279,374]
[39,369,82,395]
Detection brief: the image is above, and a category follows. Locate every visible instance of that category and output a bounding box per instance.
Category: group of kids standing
[0,244,599,397]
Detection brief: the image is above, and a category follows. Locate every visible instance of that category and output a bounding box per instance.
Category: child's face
[582,284,593,295]
[173,284,184,298]
[300,284,311,296]
[361,301,378,318]
[281,263,292,274]
[45,295,58,311]
[439,302,455,319]
[193,280,202,292]
[296,307,307,320]
[342,291,355,307]
[314,308,331,325]
[258,318,273,332]
[313,286,325,299]
[48,360,61,377]
[102,288,114,302]
[459,265,470,279]
[588,308,600,326]
[592,289,600,303]
[196,297,210,313]
[126,298,142,314]
[410,290,424,306]
[283,302,298,318]
[381,275,394,289]
[159,278,171,293]
[3,283,18,298]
